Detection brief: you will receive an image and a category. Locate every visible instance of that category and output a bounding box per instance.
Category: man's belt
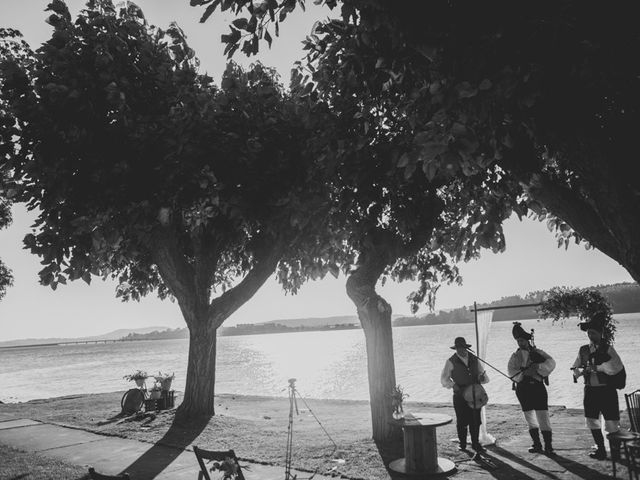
[520,377,543,385]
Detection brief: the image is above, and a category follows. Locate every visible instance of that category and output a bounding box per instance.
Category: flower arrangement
[149,384,162,399]
[123,370,148,387]
[390,385,409,419]
[153,372,175,391]
[208,456,246,480]
[538,287,616,344]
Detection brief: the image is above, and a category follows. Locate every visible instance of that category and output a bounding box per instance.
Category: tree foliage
[0,0,343,418]
[1,0,334,304]
[194,0,640,286]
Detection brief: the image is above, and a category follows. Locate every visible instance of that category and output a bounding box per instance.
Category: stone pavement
[442,416,625,480]
[0,417,334,480]
[0,412,632,479]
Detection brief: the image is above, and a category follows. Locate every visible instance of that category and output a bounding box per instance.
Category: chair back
[626,389,640,433]
[88,467,130,480]
[193,446,245,480]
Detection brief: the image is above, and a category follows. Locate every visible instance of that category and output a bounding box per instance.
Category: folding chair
[609,389,640,479]
[88,466,131,480]
[193,445,246,480]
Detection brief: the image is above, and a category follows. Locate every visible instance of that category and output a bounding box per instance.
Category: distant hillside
[259,315,370,328]
[394,282,640,327]
[0,326,170,348]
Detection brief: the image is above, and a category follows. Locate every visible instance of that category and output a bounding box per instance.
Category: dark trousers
[453,392,482,445]
[584,385,620,420]
[515,379,549,411]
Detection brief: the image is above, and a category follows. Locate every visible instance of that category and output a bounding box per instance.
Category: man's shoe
[458,445,468,452]
[528,445,544,453]
[589,448,607,460]
[544,446,556,455]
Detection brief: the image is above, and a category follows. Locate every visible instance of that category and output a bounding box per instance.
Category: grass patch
[0,443,88,480]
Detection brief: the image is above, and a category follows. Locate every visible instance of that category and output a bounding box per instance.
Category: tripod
[284,378,338,480]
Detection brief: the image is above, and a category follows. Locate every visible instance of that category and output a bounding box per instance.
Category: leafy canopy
[0,0,336,308]
[195,0,640,287]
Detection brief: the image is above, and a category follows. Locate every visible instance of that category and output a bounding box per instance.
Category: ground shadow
[548,452,613,479]
[377,433,531,480]
[459,449,536,480]
[118,414,211,478]
[489,445,565,479]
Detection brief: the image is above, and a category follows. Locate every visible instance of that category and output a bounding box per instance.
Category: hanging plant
[537,287,616,344]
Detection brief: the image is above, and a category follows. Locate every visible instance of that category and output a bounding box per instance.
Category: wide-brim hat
[578,320,605,332]
[450,336,472,349]
[512,322,532,340]
[578,312,606,332]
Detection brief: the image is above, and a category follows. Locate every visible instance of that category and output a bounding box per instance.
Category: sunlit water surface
[2,314,639,409]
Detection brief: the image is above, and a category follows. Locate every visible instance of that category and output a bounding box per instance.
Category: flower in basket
[153,372,175,391]
[208,456,249,480]
[390,385,409,415]
[123,370,148,387]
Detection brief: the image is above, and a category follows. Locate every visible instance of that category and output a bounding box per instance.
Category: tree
[0,0,337,420]
[0,29,18,301]
[0,189,12,300]
[283,24,521,440]
[192,0,526,442]
[193,0,640,285]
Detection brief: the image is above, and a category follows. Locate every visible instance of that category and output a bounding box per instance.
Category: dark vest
[449,353,481,388]
[579,344,609,386]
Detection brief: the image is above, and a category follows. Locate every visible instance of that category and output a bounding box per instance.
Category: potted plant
[123,370,148,389]
[149,384,162,400]
[390,385,409,420]
[154,372,175,392]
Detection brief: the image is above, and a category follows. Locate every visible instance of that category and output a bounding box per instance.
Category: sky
[0,1,634,341]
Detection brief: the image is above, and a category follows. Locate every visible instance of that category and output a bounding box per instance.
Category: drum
[463,383,489,409]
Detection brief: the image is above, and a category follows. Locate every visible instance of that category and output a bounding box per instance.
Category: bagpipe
[570,344,625,389]
[512,323,549,388]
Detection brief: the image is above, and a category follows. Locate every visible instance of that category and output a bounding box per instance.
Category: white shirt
[572,343,624,386]
[507,347,556,383]
[441,352,489,389]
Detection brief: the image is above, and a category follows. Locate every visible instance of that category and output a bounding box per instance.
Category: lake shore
[0,391,607,480]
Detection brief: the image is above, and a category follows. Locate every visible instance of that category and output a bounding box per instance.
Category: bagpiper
[507,322,556,454]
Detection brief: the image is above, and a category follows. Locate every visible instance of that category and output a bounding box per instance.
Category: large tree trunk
[152,228,283,422]
[177,322,218,421]
[346,233,398,443]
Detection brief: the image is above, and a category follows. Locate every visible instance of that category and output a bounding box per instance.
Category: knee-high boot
[528,428,543,453]
[590,429,606,460]
[457,425,468,450]
[541,430,554,455]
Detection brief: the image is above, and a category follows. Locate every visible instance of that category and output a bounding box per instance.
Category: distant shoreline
[3,312,639,350]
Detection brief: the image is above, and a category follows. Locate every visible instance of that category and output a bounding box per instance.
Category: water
[1,314,639,409]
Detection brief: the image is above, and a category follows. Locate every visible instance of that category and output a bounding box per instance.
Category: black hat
[578,312,606,332]
[512,322,532,340]
[450,337,472,350]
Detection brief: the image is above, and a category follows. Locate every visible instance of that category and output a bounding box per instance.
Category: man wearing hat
[441,336,489,452]
[572,313,625,460]
[508,322,556,454]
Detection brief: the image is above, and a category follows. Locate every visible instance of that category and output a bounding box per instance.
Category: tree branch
[208,239,284,329]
